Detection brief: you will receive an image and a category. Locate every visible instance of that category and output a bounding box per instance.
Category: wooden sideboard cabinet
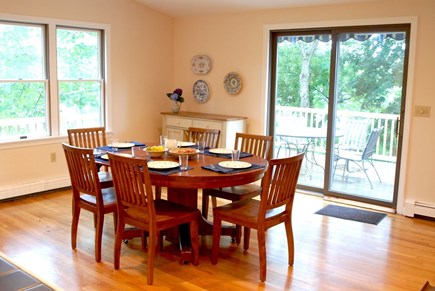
[161,111,247,148]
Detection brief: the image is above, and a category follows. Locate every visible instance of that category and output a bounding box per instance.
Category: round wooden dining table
[96,148,268,263]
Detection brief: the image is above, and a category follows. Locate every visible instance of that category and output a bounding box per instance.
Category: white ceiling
[135,0,377,17]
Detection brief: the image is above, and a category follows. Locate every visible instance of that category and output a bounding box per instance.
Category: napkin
[202,150,253,159]
[148,166,193,176]
[130,141,146,147]
[202,163,264,174]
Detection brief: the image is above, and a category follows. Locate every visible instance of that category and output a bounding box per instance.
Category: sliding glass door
[269,25,410,208]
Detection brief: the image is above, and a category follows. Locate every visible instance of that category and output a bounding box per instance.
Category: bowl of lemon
[144,145,167,158]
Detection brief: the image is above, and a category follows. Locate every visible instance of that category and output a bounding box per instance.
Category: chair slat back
[108,153,155,218]
[260,153,304,214]
[362,127,383,160]
[67,127,107,148]
[235,133,273,160]
[341,119,370,152]
[62,143,102,198]
[187,127,221,148]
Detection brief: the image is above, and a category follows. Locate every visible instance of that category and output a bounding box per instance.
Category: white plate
[209,148,232,155]
[218,161,252,169]
[179,141,196,147]
[147,161,180,170]
[100,153,131,160]
[110,142,135,148]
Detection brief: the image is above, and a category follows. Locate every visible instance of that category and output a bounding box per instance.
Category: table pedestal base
[167,187,237,263]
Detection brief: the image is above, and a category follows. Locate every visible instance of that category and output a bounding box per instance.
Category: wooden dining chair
[62,143,117,262]
[211,153,304,282]
[186,127,221,148]
[67,126,111,174]
[67,126,107,148]
[202,133,273,241]
[107,152,200,285]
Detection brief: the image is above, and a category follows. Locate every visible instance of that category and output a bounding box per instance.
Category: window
[0,18,107,142]
[0,22,48,140]
[57,27,104,133]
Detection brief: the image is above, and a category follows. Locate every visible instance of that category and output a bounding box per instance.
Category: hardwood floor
[0,188,434,290]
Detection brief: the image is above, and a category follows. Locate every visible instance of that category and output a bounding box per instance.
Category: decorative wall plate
[192,80,210,103]
[191,55,211,75]
[224,72,242,95]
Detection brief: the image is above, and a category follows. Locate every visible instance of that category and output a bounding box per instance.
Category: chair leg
[243,227,251,251]
[114,220,125,270]
[155,186,162,200]
[365,160,382,182]
[211,212,222,265]
[257,228,267,282]
[141,230,147,250]
[201,193,210,220]
[93,213,97,228]
[95,213,104,262]
[211,197,217,208]
[350,160,374,188]
[147,230,157,285]
[113,212,118,233]
[284,219,294,266]
[189,217,199,266]
[71,204,81,250]
[235,225,242,245]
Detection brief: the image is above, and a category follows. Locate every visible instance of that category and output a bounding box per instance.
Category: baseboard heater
[403,199,435,218]
[0,177,71,201]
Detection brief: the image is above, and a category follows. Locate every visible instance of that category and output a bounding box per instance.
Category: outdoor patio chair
[338,118,370,152]
[333,127,383,188]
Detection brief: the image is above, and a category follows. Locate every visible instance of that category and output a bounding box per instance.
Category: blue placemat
[202,163,264,174]
[202,150,253,159]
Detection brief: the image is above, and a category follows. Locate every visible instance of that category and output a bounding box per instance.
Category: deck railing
[275,106,399,162]
[0,114,100,140]
[1,109,399,162]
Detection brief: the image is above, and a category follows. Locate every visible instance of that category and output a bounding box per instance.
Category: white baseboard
[403,199,435,218]
[0,176,71,200]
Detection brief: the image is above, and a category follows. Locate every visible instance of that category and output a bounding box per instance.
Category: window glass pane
[0,82,48,140]
[57,28,101,80]
[59,81,102,133]
[0,23,45,80]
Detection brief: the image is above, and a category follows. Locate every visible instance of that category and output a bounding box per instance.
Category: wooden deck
[283,151,396,203]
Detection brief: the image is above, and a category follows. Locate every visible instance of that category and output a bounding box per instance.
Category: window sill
[0,136,68,150]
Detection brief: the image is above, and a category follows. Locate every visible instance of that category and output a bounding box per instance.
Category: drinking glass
[165,139,178,151]
[131,146,142,157]
[160,135,167,146]
[197,140,206,153]
[179,155,189,170]
[231,149,240,161]
[111,138,119,152]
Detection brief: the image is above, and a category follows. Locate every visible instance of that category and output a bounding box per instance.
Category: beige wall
[171,0,435,210]
[0,0,173,196]
[1,0,434,214]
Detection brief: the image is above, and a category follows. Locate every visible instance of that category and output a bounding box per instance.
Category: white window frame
[0,13,111,149]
